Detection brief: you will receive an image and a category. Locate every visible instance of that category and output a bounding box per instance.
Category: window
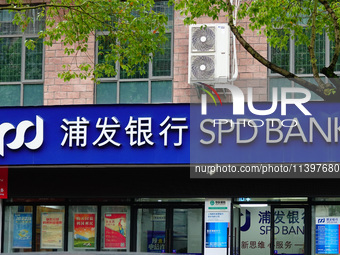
[95,1,173,104]
[3,203,131,253]
[0,9,44,106]
[269,29,339,101]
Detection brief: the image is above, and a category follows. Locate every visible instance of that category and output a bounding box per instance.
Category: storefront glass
[68,205,97,251]
[240,205,271,255]
[100,206,130,251]
[4,206,33,253]
[137,208,166,252]
[173,208,202,254]
[36,206,65,252]
[136,207,203,254]
[312,205,340,255]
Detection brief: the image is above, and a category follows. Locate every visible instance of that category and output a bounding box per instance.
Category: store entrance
[234,203,309,255]
[136,205,203,254]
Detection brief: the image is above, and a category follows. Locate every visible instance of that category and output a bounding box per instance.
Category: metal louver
[191,26,215,52]
[191,55,215,80]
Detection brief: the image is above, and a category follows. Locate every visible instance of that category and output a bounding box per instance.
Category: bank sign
[0,101,340,165]
[0,104,189,165]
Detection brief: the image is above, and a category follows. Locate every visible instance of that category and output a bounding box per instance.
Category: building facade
[1,2,340,255]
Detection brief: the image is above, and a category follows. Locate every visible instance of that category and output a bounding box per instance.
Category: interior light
[239,204,268,207]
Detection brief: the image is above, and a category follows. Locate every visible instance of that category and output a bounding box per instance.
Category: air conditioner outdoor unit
[188,23,236,85]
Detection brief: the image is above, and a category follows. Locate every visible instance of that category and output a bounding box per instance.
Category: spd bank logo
[0,116,43,157]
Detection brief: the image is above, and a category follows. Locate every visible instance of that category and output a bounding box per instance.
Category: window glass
[0,10,44,106]
[137,208,166,252]
[269,77,323,101]
[153,1,174,29]
[4,206,34,253]
[173,208,202,254]
[24,84,44,106]
[151,81,172,103]
[25,38,43,80]
[120,62,149,80]
[295,30,325,74]
[329,40,340,72]
[0,9,44,35]
[96,82,117,104]
[270,30,290,73]
[95,1,173,104]
[153,33,172,77]
[120,82,148,103]
[0,37,22,82]
[0,84,21,106]
[68,206,98,251]
[269,78,292,100]
[36,206,65,252]
[240,205,271,255]
[0,10,21,35]
[293,78,323,100]
[97,36,116,78]
[101,206,130,251]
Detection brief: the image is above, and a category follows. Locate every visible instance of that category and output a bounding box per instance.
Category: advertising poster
[316,217,340,254]
[104,213,127,249]
[206,222,228,248]
[147,231,165,252]
[74,213,96,249]
[41,212,64,249]
[13,212,32,248]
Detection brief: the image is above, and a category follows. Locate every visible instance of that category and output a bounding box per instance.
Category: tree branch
[319,0,340,72]
[308,0,325,88]
[225,0,327,100]
[0,2,90,11]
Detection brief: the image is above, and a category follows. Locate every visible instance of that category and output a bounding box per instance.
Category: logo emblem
[0,116,43,157]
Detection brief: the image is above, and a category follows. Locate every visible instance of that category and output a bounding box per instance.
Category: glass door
[136,208,167,253]
[172,208,202,254]
[232,205,241,255]
[271,206,307,255]
[136,206,203,254]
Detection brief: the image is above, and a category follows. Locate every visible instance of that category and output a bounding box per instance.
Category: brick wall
[44,35,95,105]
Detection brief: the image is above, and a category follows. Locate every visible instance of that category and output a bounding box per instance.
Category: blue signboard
[0,104,189,165]
[0,102,340,165]
[316,217,340,254]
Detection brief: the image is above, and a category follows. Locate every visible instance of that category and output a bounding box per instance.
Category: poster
[206,222,228,248]
[13,212,32,248]
[41,212,64,249]
[147,231,165,252]
[74,213,96,249]
[316,217,340,254]
[104,213,127,249]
